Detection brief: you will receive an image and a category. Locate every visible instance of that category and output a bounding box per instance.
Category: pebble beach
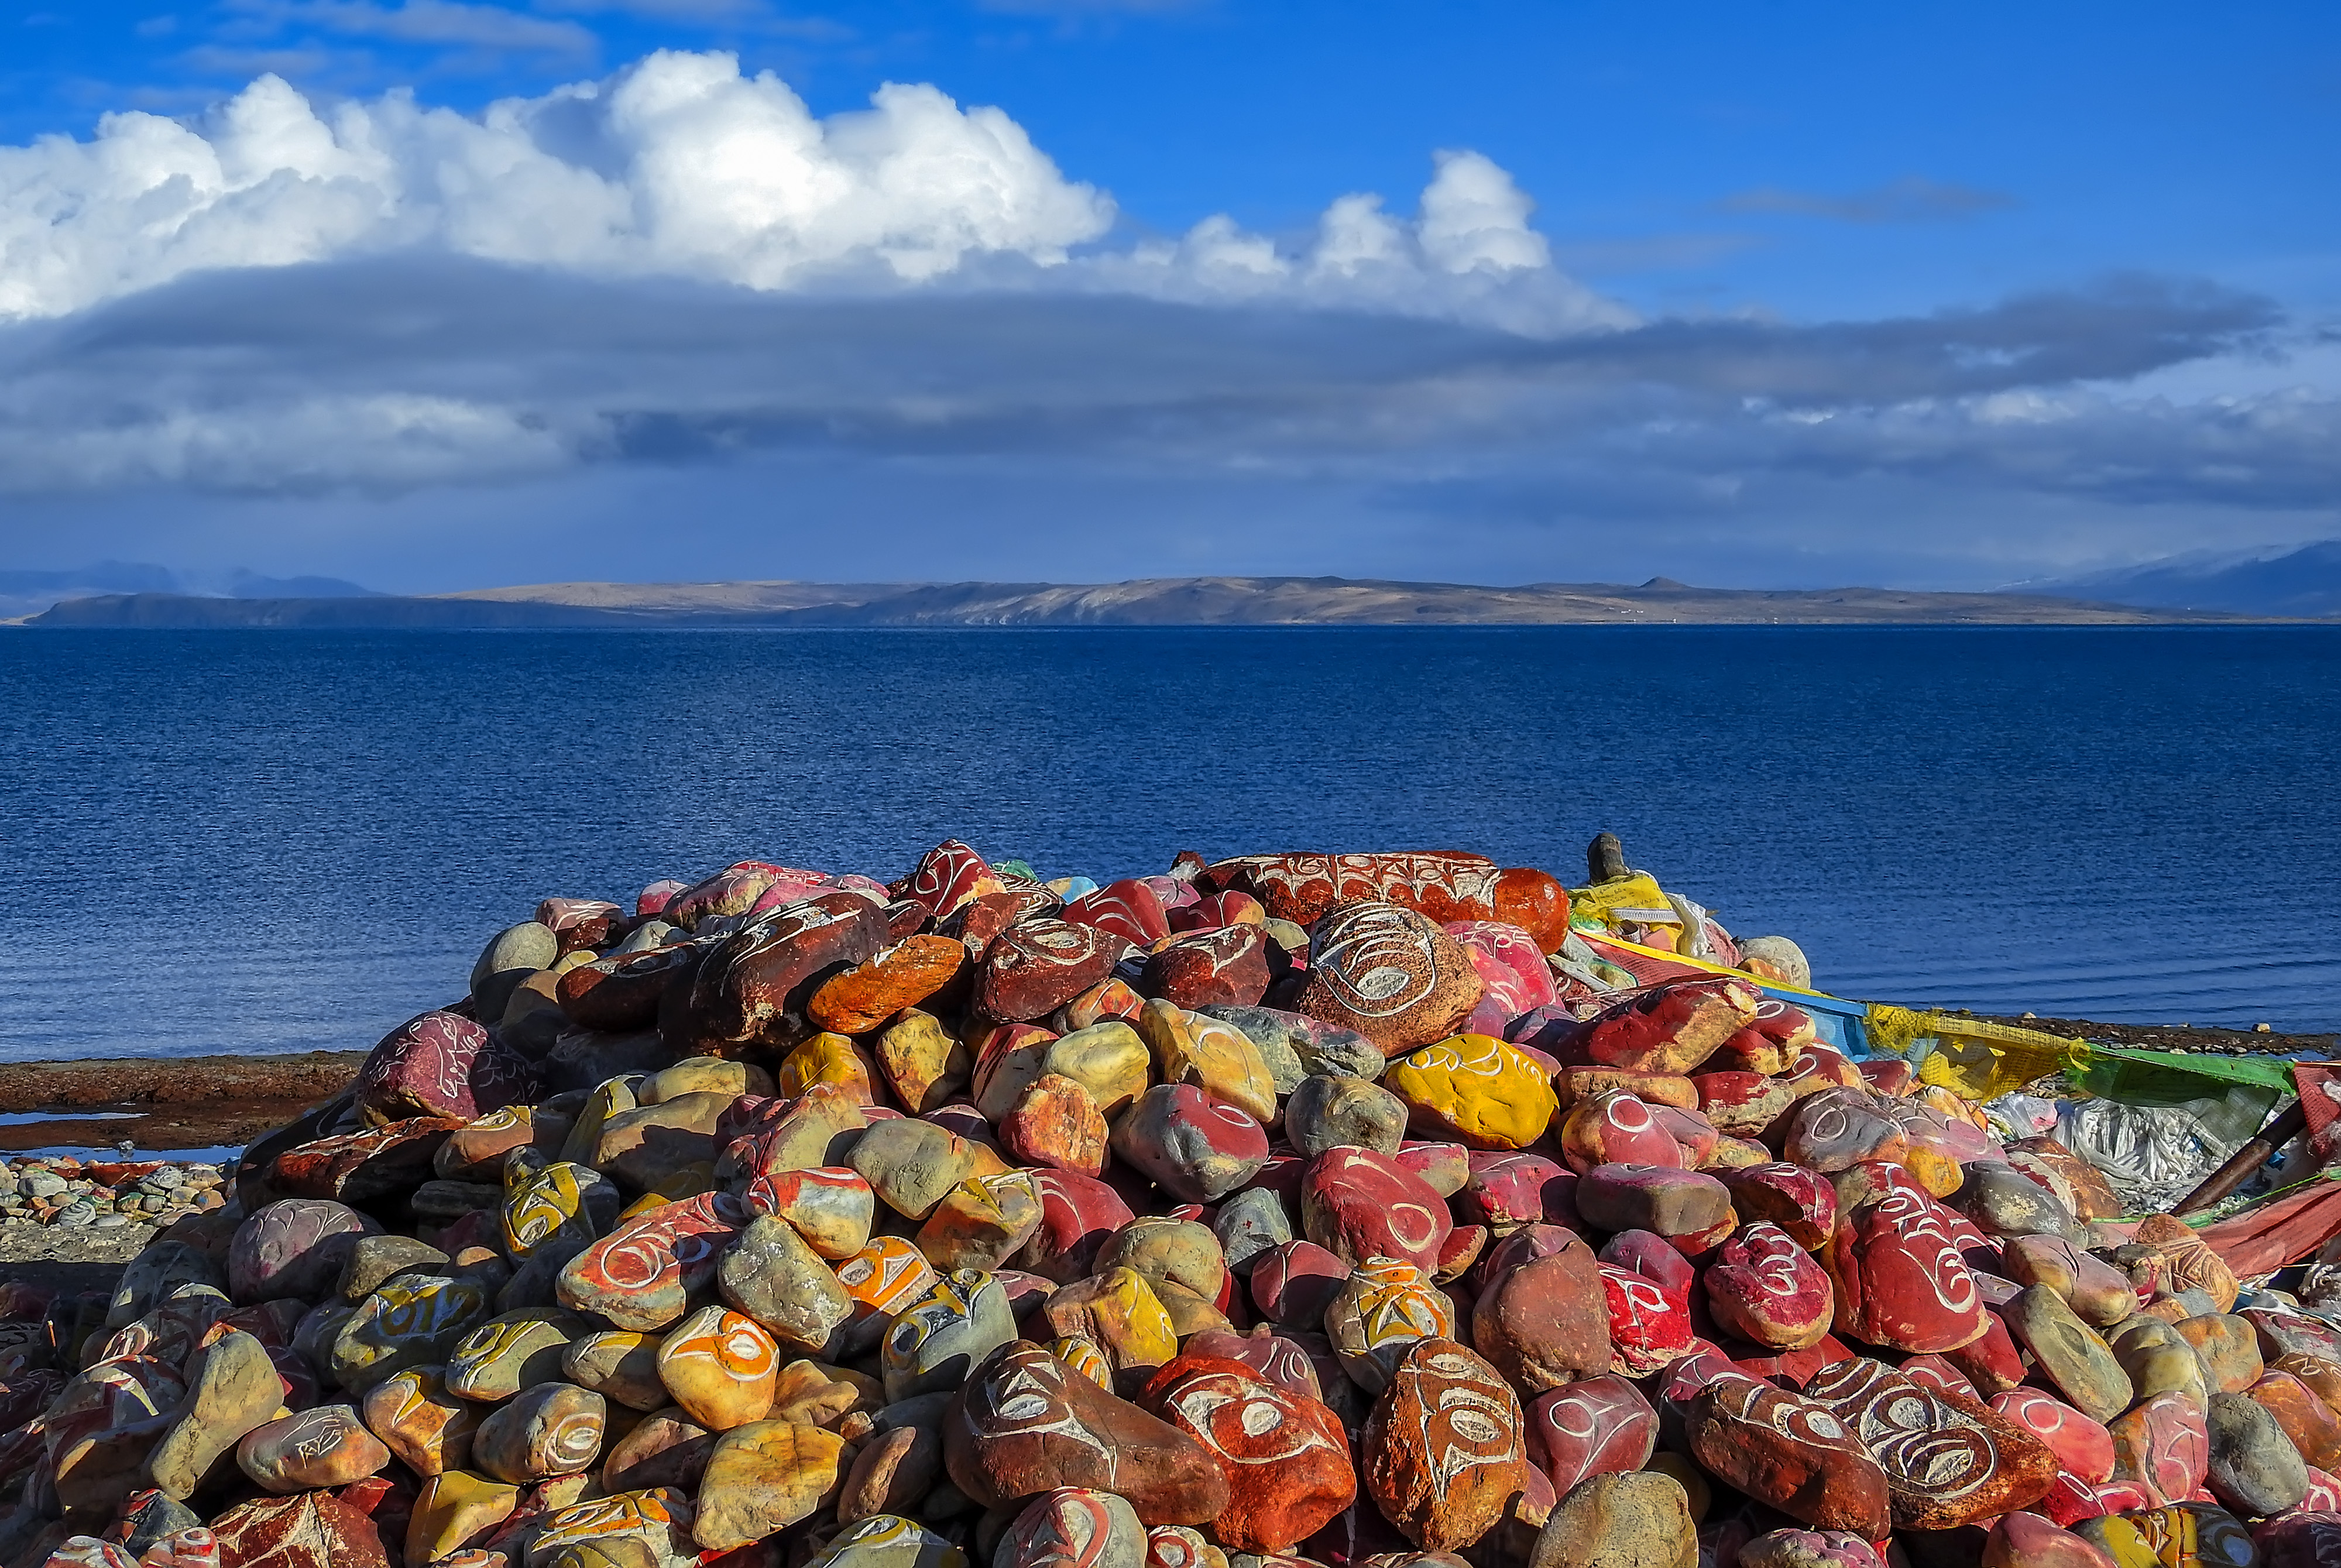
[5,839,2340,1568]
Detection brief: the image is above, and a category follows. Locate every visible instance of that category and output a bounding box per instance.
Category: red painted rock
[739,1165,873,1260]
[1681,1370,1893,1539]
[1250,1240,1351,1329]
[1140,927,1274,1011]
[352,1012,539,1127]
[1203,853,1569,953]
[1299,1148,1453,1273]
[1361,1339,1527,1553]
[666,861,805,927]
[1721,1164,1840,1251]
[1295,902,1485,1058]
[1946,1309,2033,1397]
[685,892,888,1049]
[1782,1090,1909,1174]
[1141,1354,1355,1551]
[999,1075,1110,1178]
[2259,1510,2341,1566]
[1707,1223,1835,1350]
[1528,1375,1657,1493]
[1897,1353,1980,1399]
[1801,1355,2058,1528]
[555,1192,750,1333]
[269,1118,464,1205]
[1442,922,1557,1020]
[1709,998,1819,1075]
[206,1491,388,1568]
[807,936,967,1036]
[1691,1071,1799,1139]
[980,922,1129,1024]
[1470,1236,1620,1395]
[1597,1262,1695,1375]
[1456,1153,1574,1229]
[1827,1168,1992,1353]
[1014,1169,1139,1284]
[1558,1091,1687,1175]
[1570,979,1763,1076]
[996,1488,1145,1568]
[1982,1512,2116,1568]
[1575,1164,1731,1240]
[942,1341,1230,1526]
[1111,1085,1271,1204]
[1991,1389,2118,1483]
[892,840,1003,920]
[557,946,695,1034]
[2109,1391,2212,1504]
[1060,879,1172,948]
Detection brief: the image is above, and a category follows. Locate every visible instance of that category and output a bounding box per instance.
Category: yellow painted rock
[1137,1001,1276,1124]
[406,1470,520,1568]
[1040,1265,1179,1373]
[526,1486,698,1568]
[1041,1021,1151,1117]
[448,1310,586,1401]
[875,1009,970,1114]
[767,1358,884,1428]
[656,1306,779,1430]
[776,1034,880,1104]
[691,1421,846,1552]
[641,1056,775,1106]
[361,1364,483,1477]
[1045,1334,1116,1389]
[914,1171,1042,1273]
[559,1079,637,1168]
[1384,1034,1559,1150]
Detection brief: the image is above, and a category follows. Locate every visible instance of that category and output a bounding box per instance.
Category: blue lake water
[0,625,2335,1063]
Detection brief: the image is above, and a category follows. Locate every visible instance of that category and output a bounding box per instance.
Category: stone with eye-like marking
[1139,1354,1354,1552]
[997,1487,1148,1568]
[555,1191,749,1334]
[1327,1257,1456,1395]
[880,1269,1015,1402]
[1682,1370,1892,1540]
[654,1306,778,1432]
[1295,901,1484,1057]
[1361,1337,1525,1553]
[980,920,1128,1024]
[472,1382,607,1484]
[942,1341,1228,1526]
[1800,1355,2058,1529]
[805,1514,968,1568]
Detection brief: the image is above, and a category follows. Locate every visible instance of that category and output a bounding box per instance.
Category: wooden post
[2177,1098,2308,1219]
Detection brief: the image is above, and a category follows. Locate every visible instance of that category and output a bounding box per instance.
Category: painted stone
[518,1487,698,1568]
[979,922,1127,1024]
[836,1237,945,1349]
[1111,1085,1271,1204]
[599,1407,713,1493]
[2009,1287,2136,1425]
[1692,1072,1800,1139]
[354,1011,540,1127]
[230,1199,381,1305]
[803,1515,967,1568]
[2177,1315,2266,1395]
[1528,1375,1658,1494]
[1782,1092,1908,1175]
[360,1364,484,1477]
[689,1421,845,1552]
[1043,1268,1179,1375]
[1456,1151,1573,1229]
[942,1341,1230,1525]
[1575,1164,1732,1240]
[1710,997,1818,1076]
[1134,1002,1278,1125]
[655,1306,779,1430]
[774,1034,884,1105]
[269,1118,466,1205]
[1557,1092,1686,1176]
[561,1332,668,1412]
[684,893,886,1050]
[1720,1164,1839,1252]
[1361,1339,1526,1553]
[1382,1036,1557,1151]
[716,1216,854,1351]
[1212,1186,1297,1276]
[236,1405,392,1493]
[1316,1255,1447,1392]
[204,1492,389,1568]
[1570,979,1763,1076]
[1596,1261,1694,1376]
[1295,902,1485,1058]
[1001,1075,1111,1177]
[1947,1309,2034,1397]
[1827,1171,1992,1354]
[893,840,1001,919]
[876,1010,973,1114]
[1735,1531,1884,1568]
[848,1118,988,1222]
[555,1192,750,1333]
[1141,1355,1355,1552]
[808,936,966,1035]
[1800,1356,2058,1528]
[1978,1512,2115,1568]
[473,1383,607,1484]
[1060,879,1172,948]
[996,1489,1146,1568]
[1707,1223,1834,1350]
[1300,1148,1453,1273]
[2121,1215,2242,1315]
[1182,1326,1324,1404]
[1990,1389,2119,1484]
[2072,1503,2256,1568]
[1680,1371,1893,1539]
[1951,1161,2080,1240]
[448,1311,585,1402]
[880,1270,1017,1402]
[918,1172,1045,1274]
[2106,1391,2213,1506]
[1015,1169,1139,1285]
[1250,1240,1351,1329]
[1141,926,1274,1011]
[739,1166,873,1261]
[2250,1370,2341,1472]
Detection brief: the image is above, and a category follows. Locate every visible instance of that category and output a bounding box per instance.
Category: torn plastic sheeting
[2055,1096,2266,1216]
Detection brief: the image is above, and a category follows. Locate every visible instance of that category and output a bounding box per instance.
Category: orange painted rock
[1295,902,1484,1057]
[808,937,967,1036]
[1000,1075,1110,1177]
[1140,1355,1354,1552]
[2250,1369,2341,1472]
[1682,1370,1893,1539]
[236,1405,390,1494]
[1361,1339,1526,1552]
[656,1306,779,1430]
[359,1365,483,1477]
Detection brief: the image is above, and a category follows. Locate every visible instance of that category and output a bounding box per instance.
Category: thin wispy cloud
[1719,175,2019,223]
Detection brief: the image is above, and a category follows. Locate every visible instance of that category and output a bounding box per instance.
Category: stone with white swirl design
[657,1305,780,1430]
[1799,1355,2058,1529]
[1110,1084,1271,1205]
[1527,1374,1658,1494]
[1705,1222,1835,1350]
[555,1191,750,1334]
[1681,1370,1892,1539]
[472,1381,607,1484]
[1361,1338,1526,1553]
[1296,902,1484,1057]
[1299,1147,1453,1272]
[1139,1353,1355,1551]
[979,921,1129,1024]
[1825,1168,1992,1355]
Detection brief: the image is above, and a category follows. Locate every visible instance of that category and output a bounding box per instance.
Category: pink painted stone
[1649,1104,1719,1168]
[1705,1222,1835,1350]
[1558,1090,1687,1175]
[1990,1389,2117,1484]
[1827,1165,1992,1353]
[2304,1466,2341,1511]
[2108,1390,2210,1505]
[891,840,1000,919]
[1693,1071,1800,1139]
[1982,1508,2117,1567]
[1596,1229,1697,1298]
[1441,922,1557,1020]
[1251,1241,1351,1329]
[1014,1169,1138,1284]
[1456,1153,1574,1229]
[1526,1375,1657,1493]
[1898,1354,1980,1400]
[1721,1164,1839,1251]
[636,879,689,918]
[1111,1085,1271,1204]
[1299,1149,1453,1274]
[1063,879,1173,949]
[352,1011,540,1125]
[1598,1263,1694,1375]
[1183,1327,1326,1403]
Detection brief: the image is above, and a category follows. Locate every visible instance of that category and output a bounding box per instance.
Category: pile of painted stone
[6,841,2341,1568]
[0,1159,228,1230]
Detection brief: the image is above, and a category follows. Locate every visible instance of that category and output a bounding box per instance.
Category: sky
[0,1,2336,592]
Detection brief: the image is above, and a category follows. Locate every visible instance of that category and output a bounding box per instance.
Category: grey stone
[1212,1188,1295,1275]
[1952,1162,2081,1241]
[1283,1074,1408,1157]
[2206,1390,2309,1518]
[473,921,559,994]
[1198,1004,1384,1082]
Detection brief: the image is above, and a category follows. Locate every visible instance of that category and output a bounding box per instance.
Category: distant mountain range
[9,574,2283,628]
[2028,540,2341,617]
[0,564,376,622]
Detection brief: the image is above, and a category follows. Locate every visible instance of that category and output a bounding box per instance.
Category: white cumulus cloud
[0,51,1625,335]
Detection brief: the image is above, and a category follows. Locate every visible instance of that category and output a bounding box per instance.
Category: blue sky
[0,1,2335,591]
